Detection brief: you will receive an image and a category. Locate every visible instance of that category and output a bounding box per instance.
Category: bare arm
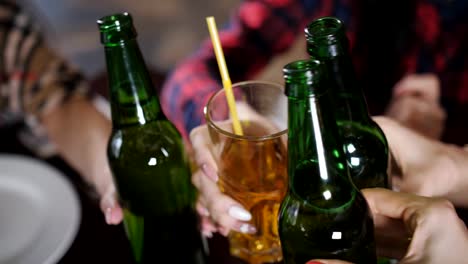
[375,116,468,207]
[41,96,122,224]
[0,1,122,224]
[41,97,110,197]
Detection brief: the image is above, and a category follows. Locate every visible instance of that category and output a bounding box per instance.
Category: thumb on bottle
[100,187,123,225]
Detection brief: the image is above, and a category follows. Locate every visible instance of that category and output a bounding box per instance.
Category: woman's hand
[189,99,286,237]
[190,124,255,237]
[42,96,123,225]
[368,188,468,263]
[374,116,468,207]
[306,188,468,264]
[385,74,446,140]
[98,170,123,225]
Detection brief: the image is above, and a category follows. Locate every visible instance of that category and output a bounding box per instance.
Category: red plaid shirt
[161,0,468,145]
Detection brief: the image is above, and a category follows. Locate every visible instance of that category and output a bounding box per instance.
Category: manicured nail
[105,207,113,225]
[105,205,122,225]
[306,261,325,264]
[202,163,219,182]
[202,230,213,238]
[200,207,210,217]
[228,205,252,221]
[238,223,257,234]
[103,194,119,225]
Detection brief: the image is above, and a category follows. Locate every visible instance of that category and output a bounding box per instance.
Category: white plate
[0,154,81,264]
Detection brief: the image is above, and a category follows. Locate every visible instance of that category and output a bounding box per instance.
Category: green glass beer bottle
[305,17,389,189]
[278,59,377,264]
[97,13,207,264]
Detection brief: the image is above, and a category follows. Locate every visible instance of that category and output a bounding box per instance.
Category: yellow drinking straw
[206,16,244,136]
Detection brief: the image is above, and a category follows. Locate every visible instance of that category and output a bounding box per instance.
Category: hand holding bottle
[306,188,468,264]
[98,13,208,263]
[374,116,468,207]
[42,96,123,225]
[99,177,123,225]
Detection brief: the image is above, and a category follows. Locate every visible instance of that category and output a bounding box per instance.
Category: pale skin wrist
[443,144,468,207]
[87,156,114,198]
[41,96,112,198]
[41,96,123,224]
[374,116,468,207]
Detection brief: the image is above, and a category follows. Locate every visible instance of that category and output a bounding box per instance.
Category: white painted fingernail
[202,230,213,238]
[228,206,251,221]
[105,207,112,224]
[202,163,219,182]
[200,207,210,217]
[239,223,257,234]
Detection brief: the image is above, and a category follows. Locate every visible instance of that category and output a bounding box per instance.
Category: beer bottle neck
[306,17,372,124]
[324,53,371,124]
[284,60,356,208]
[98,13,164,128]
[104,39,164,128]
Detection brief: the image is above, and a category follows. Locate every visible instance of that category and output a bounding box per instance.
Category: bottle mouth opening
[97,12,133,31]
[305,17,344,42]
[283,59,322,83]
[283,59,327,97]
[97,12,137,44]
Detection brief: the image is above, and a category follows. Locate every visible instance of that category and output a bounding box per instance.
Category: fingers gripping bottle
[278,59,377,264]
[98,12,208,264]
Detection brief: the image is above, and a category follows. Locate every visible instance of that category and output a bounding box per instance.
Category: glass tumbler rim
[204,80,288,142]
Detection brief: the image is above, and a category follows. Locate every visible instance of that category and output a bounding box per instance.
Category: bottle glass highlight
[305,17,390,190]
[205,81,288,264]
[98,13,207,264]
[279,59,377,264]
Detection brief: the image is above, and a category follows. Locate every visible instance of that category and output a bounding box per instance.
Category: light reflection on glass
[288,201,300,226]
[337,163,344,170]
[332,231,342,240]
[161,148,169,157]
[111,132,122,157]
[310,98,328,180]
[136,104,146,125]
[148,157,157,166]
[350,157,360,166]
[333,149,340,158]
[347,143,356,154]
[323,190,332,200]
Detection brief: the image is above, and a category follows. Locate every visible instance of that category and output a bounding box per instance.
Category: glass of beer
[205,81,288,264]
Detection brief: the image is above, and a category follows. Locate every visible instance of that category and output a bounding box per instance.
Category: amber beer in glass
[205,81,288,264]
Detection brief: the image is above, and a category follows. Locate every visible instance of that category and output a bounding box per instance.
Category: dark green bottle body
[280,188,376,264]
[305,17,389,190]
[107,120,207,264]
[339,120,389,189]
[278,60,377,264]
[98,13,207,264]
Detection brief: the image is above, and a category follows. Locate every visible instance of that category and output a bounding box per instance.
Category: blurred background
[18,0,242,78]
